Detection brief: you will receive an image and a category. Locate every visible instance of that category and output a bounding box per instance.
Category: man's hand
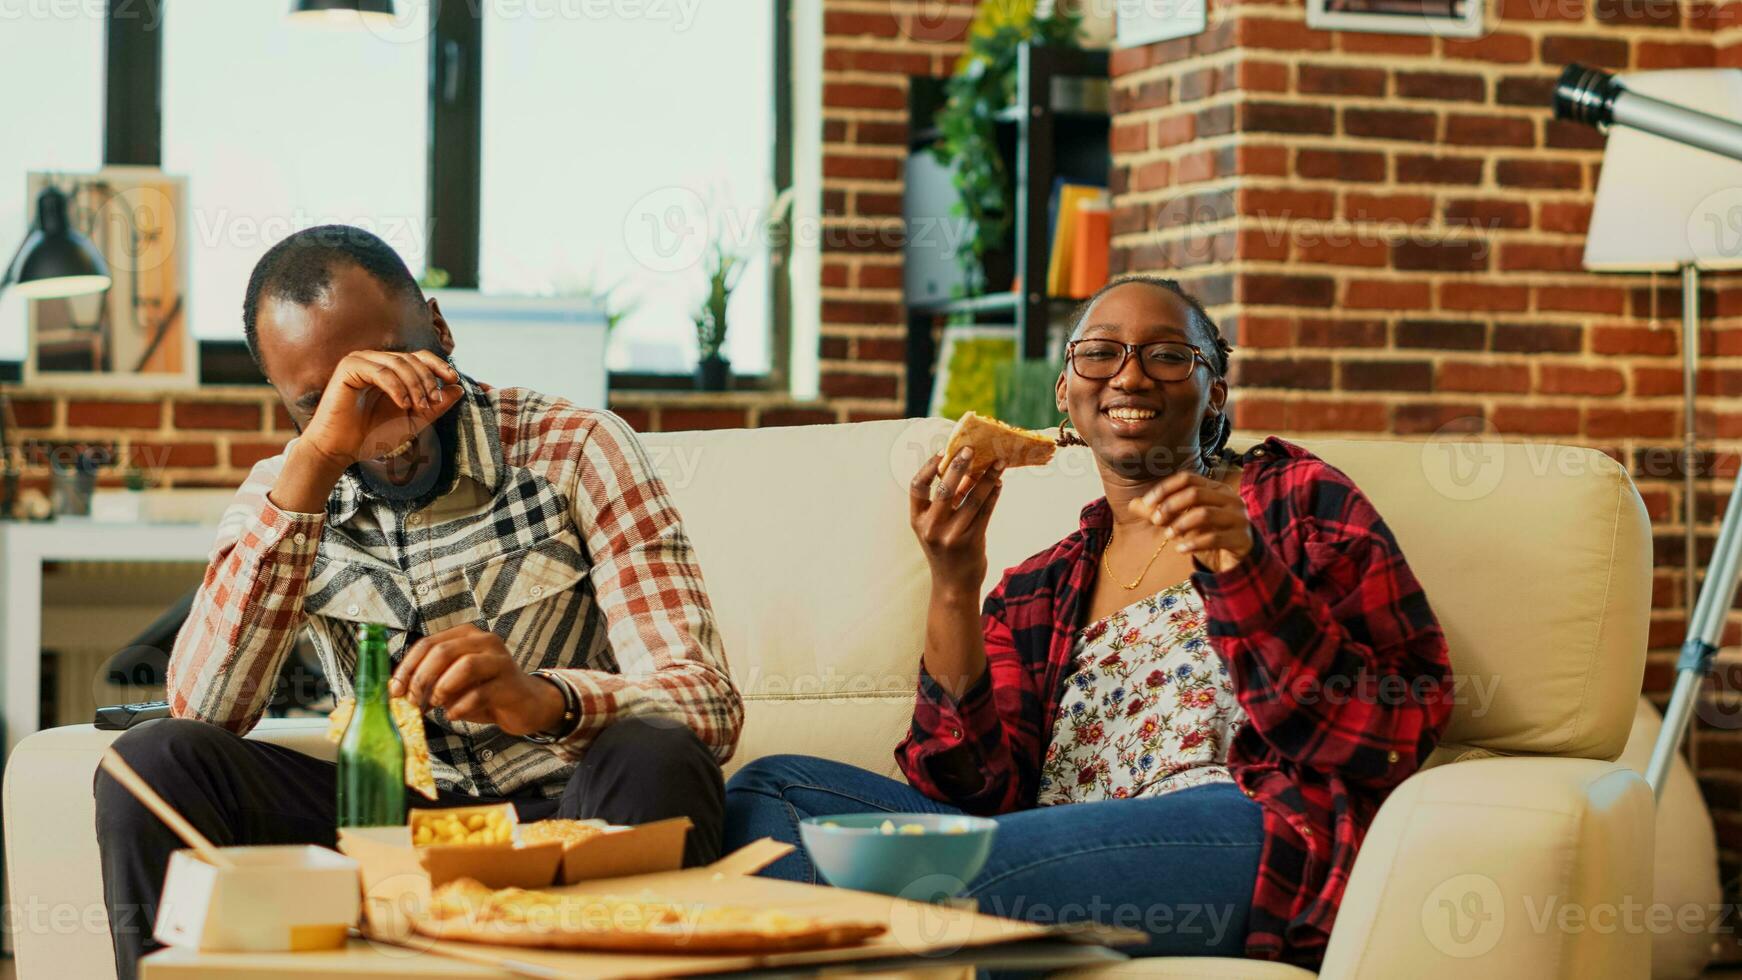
[389,624,567,738]
[300,350,462,469]
[1132,469,1253,573]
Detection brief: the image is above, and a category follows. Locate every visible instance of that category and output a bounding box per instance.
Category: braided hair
[1064,275,1237,470]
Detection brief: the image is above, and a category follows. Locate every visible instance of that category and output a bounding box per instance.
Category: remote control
[93,700,172,731]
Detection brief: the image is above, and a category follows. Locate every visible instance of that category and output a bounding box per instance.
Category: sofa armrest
[1318,757,1653,980]
[4,718,330,980]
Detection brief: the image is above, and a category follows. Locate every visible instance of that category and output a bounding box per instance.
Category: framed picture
[1306,0,1484,38]
[23,167,193,388]
[1115,0,1208,47]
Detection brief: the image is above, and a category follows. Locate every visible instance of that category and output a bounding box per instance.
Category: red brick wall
[1110,0,1742,896]
[3,0,983,485]
[6,389,296,494]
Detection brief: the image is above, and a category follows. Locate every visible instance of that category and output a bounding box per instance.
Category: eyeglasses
[1065,339,1216,383]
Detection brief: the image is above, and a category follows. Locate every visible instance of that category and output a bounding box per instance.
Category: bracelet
[524,670,579,744]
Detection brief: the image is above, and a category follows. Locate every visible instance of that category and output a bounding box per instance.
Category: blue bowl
[798,812,997,899]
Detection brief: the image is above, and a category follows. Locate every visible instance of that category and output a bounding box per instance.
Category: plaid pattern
[168,376,742,799]
[896,436,1452,964]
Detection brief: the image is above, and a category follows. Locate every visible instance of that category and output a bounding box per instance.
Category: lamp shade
[4,186,110,300]
[1584,69,1742,272]
[289,0,394,20]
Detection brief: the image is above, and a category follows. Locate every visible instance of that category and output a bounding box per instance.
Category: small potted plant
[693,236,743,392]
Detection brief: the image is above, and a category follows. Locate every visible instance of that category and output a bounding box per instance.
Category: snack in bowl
[327,696,438,800]
[800,813,997,899]
[940,411,1057,481]
[416,877,886,953]
[820,819,966,836]
[411,803,515,847]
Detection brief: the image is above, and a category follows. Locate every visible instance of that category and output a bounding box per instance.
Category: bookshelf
[902,44,1110,418]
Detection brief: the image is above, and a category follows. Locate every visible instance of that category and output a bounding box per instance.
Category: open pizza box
[337,834,1144,978]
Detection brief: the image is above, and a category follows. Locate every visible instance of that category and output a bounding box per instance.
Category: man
[95,225,742,979]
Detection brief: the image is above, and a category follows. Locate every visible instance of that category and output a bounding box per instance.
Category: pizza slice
[417,877,886,953]
[327,696,439,800]
[941,411,1057,481]
[517,818,609,848]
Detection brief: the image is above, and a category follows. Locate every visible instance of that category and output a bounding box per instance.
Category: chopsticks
[100,748,235,871]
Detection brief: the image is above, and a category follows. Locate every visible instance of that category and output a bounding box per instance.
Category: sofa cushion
[1289,437,1649,761]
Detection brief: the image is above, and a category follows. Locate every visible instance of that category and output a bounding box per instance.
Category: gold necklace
[1103,523,1168,590]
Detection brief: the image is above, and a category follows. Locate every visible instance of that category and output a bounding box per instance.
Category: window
[161,0,429,349]
[0,12,105,363]
[478,2,778,376]
[4,2,791,384]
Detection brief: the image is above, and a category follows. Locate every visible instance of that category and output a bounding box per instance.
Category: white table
[0,519,216,760]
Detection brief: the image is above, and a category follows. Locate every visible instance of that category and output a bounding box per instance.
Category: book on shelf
[1046,181,1110,298]
[1070,198,1111,299]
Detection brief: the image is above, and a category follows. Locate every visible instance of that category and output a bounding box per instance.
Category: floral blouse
[1036,578,1245,805]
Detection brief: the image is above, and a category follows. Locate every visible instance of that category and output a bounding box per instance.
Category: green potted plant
[689,187,793,391]
[693,236,743,392]
[931,3,1080,294]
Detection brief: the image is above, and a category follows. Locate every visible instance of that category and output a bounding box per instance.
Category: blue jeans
[724,755,1265,958]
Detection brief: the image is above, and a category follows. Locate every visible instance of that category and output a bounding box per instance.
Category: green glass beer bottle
[336,623,406,828]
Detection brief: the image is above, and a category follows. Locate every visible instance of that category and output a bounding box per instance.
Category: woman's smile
[1102,401,1164,433]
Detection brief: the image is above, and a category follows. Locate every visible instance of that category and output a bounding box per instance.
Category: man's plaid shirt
[168,376,742,798]
[896,437,1452,965]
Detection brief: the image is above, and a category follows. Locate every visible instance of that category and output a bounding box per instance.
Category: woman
[723,276,1453,965]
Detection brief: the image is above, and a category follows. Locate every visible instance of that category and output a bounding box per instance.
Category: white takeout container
[152,845,361,952]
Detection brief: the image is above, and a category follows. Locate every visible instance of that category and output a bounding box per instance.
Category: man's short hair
[241,224,423,373]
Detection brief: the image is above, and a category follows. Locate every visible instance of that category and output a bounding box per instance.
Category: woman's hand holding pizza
[1132,469,1253,574]
[909,450,1005,598]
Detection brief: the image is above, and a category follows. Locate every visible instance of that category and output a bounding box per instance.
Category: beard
[348,400,463,513]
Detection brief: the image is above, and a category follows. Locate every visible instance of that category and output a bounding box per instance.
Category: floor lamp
[1562,65,1742,798]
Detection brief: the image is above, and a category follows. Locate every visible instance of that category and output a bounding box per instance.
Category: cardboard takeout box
[152,845,361,953]
[343,815,692,894]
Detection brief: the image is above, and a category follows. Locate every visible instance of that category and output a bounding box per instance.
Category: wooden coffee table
[140,939,509,978]
[140,936,1121,978]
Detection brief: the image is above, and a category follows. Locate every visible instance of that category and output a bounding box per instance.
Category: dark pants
[95,716,725,980]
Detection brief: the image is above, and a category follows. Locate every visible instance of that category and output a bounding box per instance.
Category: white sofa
[3,420,1703,978]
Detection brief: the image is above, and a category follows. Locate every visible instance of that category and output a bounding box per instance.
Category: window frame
[56,0,794,390]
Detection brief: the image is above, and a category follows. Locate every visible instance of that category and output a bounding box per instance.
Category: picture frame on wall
[1115,0,1208,47]
[23,167,194,389]
[1306,0,1484,38]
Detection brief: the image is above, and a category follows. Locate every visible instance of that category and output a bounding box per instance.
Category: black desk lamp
[0,184,113,519]
[289,0,394,21]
